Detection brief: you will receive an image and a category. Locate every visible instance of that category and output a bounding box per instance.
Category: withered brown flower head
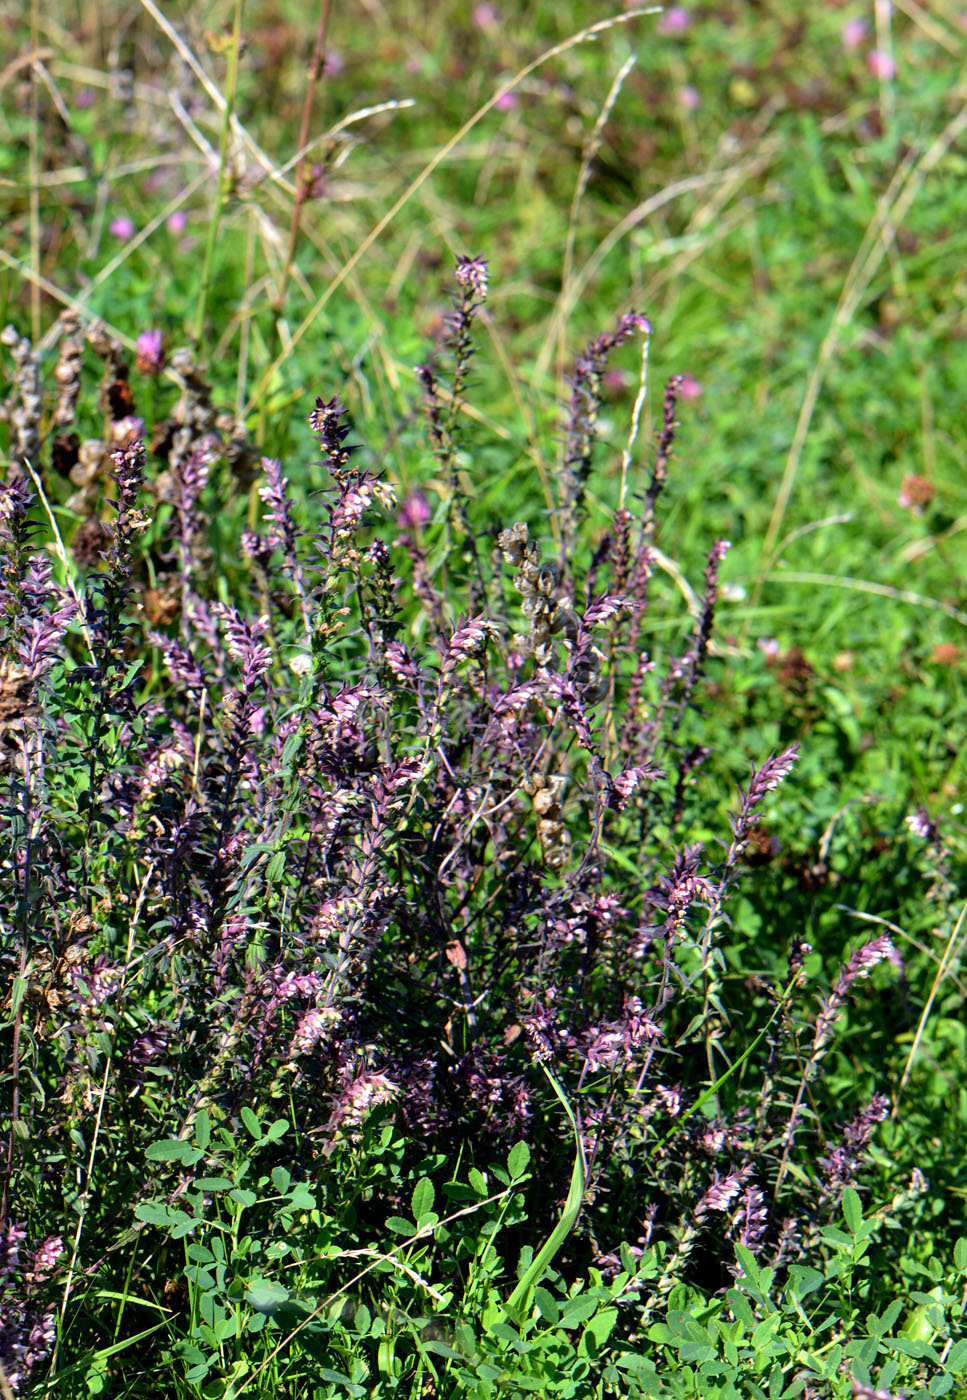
[0,656,35,725]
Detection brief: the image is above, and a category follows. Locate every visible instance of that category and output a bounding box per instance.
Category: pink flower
[322,50,344,78]
[757,637,780,658]
[678,373,703,399]
[167,210,188,235]
[76,88,96,109]
[136,328,164,374]
[473,2,499,28]
[658,6,690,34]
[867,50,896,79]
[143,169,172,195]
[397,491,431,531]
[678,84,701,111]
[841,17,867,51]
[109,215,135,240]
[495,90,519,111]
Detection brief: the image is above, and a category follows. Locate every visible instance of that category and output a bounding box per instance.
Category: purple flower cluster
[0,1226,63,1392]
[0,265,906,1342]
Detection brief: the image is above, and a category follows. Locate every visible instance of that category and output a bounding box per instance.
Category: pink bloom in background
[867,50,896,79]
[495,90,519,111]
[397,491,431,532]
[757,637,780,658]
[136,329,164,374]
[322,50,344,78]
[678,374,703,399]
[658,6,690,34]
[167,210,187,234]
[76,88,96,109]
[109,215,135,240]
[473,2,499,29]
[143,168,172,195]
[897,472,935,513]
[841,17,867,51]
[678,84,701,110]
[603,368,628,392]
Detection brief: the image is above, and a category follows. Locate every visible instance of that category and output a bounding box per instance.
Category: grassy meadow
[0,0,965,1395]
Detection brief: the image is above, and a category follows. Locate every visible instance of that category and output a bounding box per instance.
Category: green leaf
[735,1244,762,1288]
[468,1168,489,1196]
[411,1177,435,1222]
[120,658,144,690]
[134,1202,196,1232]
[145,1138,193,1162]
[385,1216,416,1237]
[271,1166,291,1195]
[888,1338,941,1362]
[240,1106,262,1139]
[230,1188,258,1208]
[314,1367,364,1395]
[787,1266,823,1300]
[583,1307,619,1346]
[9,977,27,1016]
[245,1280,290,1314]
[281,730,304,766]
[534,1287,559,1324]
[877,1300,903,1334]
[954,1238,967,1274]
[265,850,287,884]
[560,1295,598,1328]
[239,842,273,874]
[507,1142,530,1181]
[193,1110,211,1151]
[842,1187,863,1236]
[423,1340,465,1362]
[265,1118,289,1142]
[946,1338,967,1372]
[287,1182,316,1209]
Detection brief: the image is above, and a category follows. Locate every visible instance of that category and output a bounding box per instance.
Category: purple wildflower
[905,807,937,840]
[440,615,500,677]
[733,1185,768,1252]
[454,255,489,303]
[258,456,299,561]
[308,395,355,470]
[695,1167,750,1220]
[820,1094,890,1195]
[212,604,272,690]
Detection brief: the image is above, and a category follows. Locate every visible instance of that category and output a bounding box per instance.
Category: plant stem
[505,1064,586,1316]
[274,0,333,321]
[192,0,244,347]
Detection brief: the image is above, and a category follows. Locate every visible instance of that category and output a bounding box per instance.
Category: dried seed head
[0,658,35,725]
